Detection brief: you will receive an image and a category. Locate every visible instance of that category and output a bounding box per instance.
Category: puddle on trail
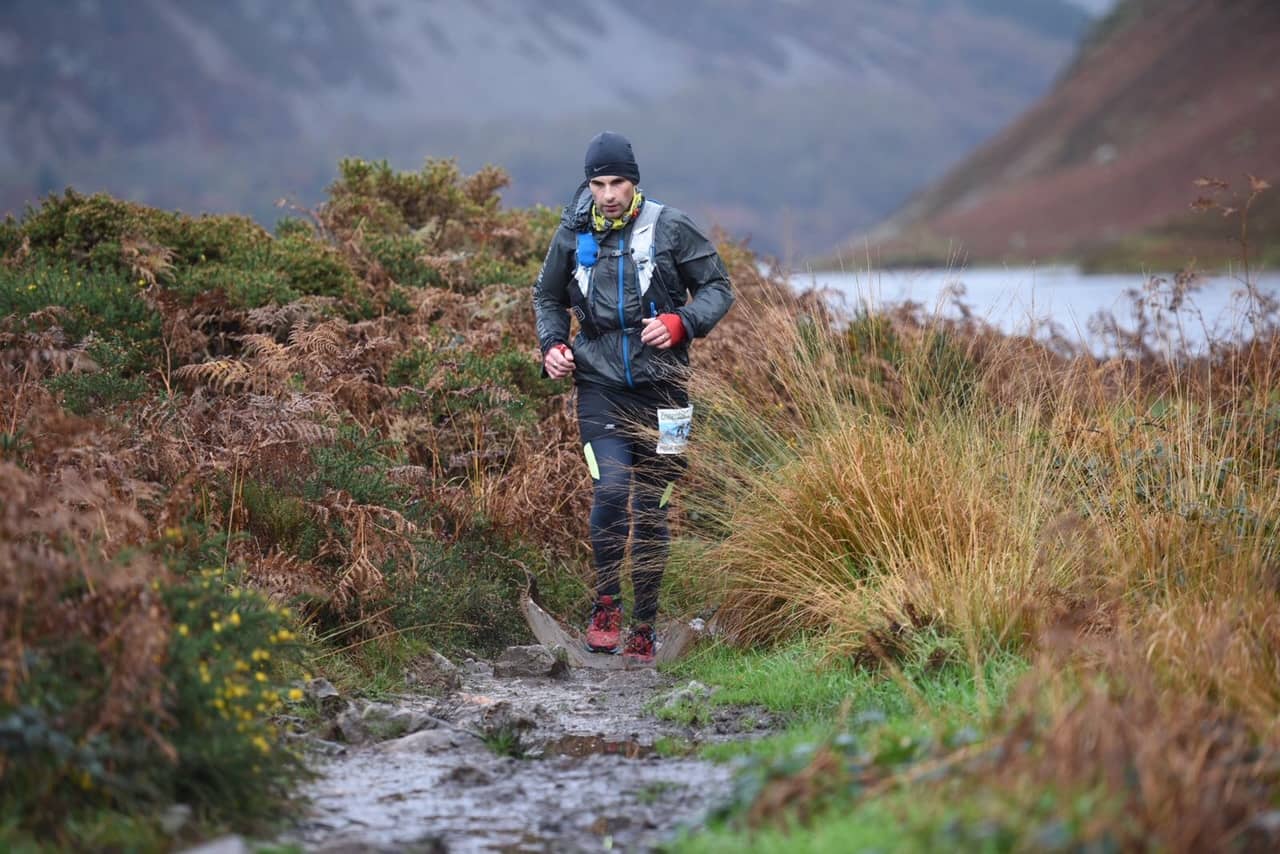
[535,734,657,760]
[278,665,741,853]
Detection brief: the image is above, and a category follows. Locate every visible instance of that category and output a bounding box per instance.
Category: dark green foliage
[390,531,578,658]
[365,234,441,288]
[305,426,406,508]
[839,312,977,412]
[0,215,19,259]
[241,479,320,559]
[11,190,354,310]
[388,338,554,428]
[0,258,161,353]
[170,231,355,308]
[45,340,150,415]
[161,576,309,822]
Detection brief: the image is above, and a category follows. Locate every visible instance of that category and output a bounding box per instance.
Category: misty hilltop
[1,0,1092,257]
[851,0,1280,269]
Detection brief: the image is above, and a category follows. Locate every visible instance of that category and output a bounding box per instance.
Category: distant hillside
[846,0,1280,269]
[0,0,1090,257]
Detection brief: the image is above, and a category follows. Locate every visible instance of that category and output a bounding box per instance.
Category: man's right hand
[544,343,575,379]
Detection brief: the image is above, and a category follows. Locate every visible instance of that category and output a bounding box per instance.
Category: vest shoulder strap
[630,200,664,298]
[572,199,665,298]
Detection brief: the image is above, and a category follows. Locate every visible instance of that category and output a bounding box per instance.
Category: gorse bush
[0,257,161,352]
[0,464,309,845]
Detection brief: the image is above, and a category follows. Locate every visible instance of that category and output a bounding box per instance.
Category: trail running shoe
[585,595,623,653]
[622,623,656,664]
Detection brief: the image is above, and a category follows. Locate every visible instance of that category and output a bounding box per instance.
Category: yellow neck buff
[591,190,644,232]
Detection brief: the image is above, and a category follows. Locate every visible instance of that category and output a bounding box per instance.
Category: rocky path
[271,647,769,853]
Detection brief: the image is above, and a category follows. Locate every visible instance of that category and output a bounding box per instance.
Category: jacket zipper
[618,235,634,388]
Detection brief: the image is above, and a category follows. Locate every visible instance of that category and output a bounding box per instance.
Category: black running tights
[586,434,675,623]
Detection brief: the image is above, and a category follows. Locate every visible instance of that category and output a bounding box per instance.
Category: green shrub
[161,573,309,822]
[305,426,406,508]
[169,231,355,308]
[241,480,321,558]
[365,234,441,288]
[0,258,161,354]
[0,214,19,258]
[390,530,578,657]
[45,339,150,415]
[18,191,176,272]
[388,339,553,427]
[323,157,508,240]
[0,570,307,844]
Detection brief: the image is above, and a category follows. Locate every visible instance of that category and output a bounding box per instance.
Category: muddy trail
[270,646,775,853]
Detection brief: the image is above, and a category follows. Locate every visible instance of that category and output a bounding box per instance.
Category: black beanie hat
[584,131,640,184]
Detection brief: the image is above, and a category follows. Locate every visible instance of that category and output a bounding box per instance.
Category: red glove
[657,313,687,346]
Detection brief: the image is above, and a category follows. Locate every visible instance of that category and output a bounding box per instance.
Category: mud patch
[279,660,746,852]
[537,734,655,760]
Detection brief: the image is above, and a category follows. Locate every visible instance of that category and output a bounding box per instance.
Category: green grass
[657,638,1030,851]
[663,636,1024,738]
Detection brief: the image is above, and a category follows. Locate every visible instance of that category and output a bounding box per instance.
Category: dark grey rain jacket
[532,182,735,395]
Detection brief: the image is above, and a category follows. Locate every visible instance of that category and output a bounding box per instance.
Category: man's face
[588,176,636,220]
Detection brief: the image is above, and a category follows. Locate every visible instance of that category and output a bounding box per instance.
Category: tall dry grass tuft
[681,272,1280,729]
[684,299,1092,655]
[992,636,1280,852]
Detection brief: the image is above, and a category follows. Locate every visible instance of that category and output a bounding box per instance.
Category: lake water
[791,266,1280,353]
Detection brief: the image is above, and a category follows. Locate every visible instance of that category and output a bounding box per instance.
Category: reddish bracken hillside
[853,0,1280,267]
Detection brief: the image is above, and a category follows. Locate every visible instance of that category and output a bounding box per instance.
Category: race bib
[656,406,693,455]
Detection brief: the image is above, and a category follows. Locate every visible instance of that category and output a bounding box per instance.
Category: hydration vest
[570,199,666,339]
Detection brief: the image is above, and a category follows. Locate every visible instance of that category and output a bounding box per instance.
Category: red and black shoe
[585,595,623,653]
[622,623,656,665]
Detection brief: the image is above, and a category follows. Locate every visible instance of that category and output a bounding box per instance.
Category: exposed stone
[160,803,192,835]
[443,763,492,786]
[480,699,540,733]
[462,658,494,678]
[405,651,463,694]
[286,731,348,756]
[378,728,466,755]
[494,644,569,678]
[177,835,249,854]
[332,706,370,745]
[305,677,345,717]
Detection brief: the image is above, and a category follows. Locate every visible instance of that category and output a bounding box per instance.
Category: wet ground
[278,658,770,853]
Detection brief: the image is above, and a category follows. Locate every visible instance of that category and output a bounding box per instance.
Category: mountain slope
[852,0,1280,267]
[0,0,1090,256]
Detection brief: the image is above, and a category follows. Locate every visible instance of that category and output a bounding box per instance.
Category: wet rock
[443,763,493,786]
[287,732,348,756]
[378,728,467,754]
[494,644,569,678]
[332,706,369,744]
[335,701,433,744]
[177,836,249,854]
[160,803,192,835]
[462,658,494,678]
[480,700,540,732]
[306,677,345,717]
[405,651,463,694]
[370,702,431,734]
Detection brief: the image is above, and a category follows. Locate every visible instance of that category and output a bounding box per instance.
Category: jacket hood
[560,180,594,232]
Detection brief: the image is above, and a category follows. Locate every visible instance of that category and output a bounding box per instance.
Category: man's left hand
[641,314,686,349]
